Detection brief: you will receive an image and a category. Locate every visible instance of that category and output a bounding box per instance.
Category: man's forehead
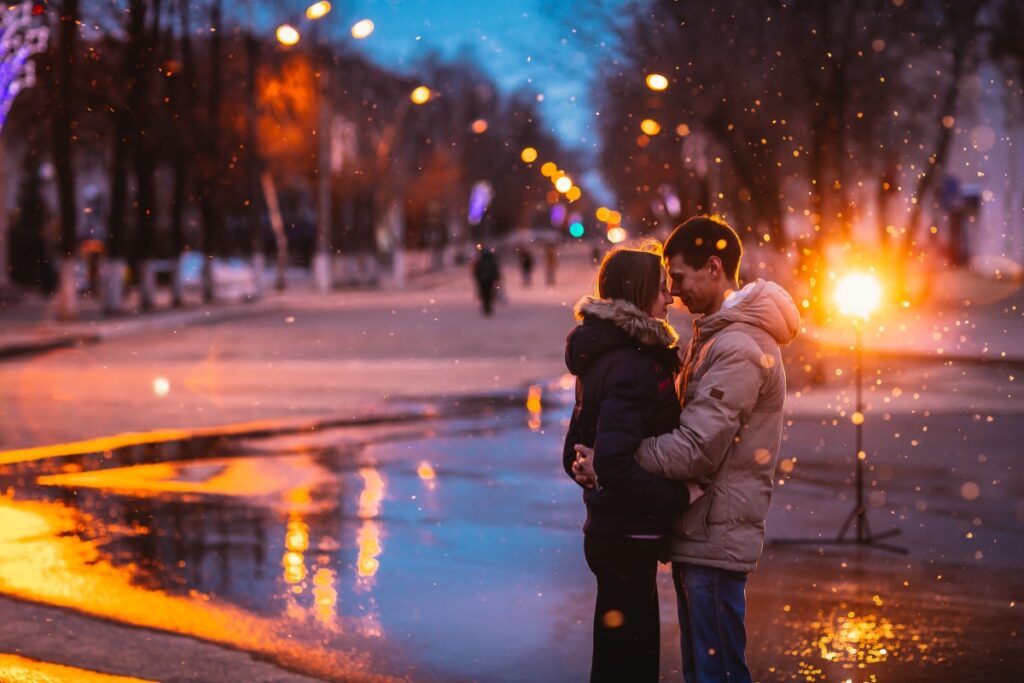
[665,254,691,273]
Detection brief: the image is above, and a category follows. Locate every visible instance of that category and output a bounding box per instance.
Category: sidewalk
[0,263,473,361]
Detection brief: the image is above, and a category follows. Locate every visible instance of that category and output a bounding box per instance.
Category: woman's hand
[572,445,597,489]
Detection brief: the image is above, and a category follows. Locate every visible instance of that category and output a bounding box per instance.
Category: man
[576,215,799,681]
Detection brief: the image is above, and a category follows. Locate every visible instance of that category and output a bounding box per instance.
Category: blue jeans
[672,563,752,683]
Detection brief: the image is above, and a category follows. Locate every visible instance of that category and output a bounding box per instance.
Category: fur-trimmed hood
[565,296,680,376]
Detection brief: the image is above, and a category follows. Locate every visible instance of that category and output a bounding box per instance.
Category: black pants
[476,280,496,315]
[584,533,661,683]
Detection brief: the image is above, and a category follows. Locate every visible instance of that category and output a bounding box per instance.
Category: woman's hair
[596,244,664,313]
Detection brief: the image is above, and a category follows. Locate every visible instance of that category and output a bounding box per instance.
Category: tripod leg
[837,507,858,542]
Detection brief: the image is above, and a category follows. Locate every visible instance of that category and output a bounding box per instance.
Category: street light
[410,85,432,105]
[350,19,374,39]
[275,23,300,46]
[775,270,905,554]
[645,73,669,91]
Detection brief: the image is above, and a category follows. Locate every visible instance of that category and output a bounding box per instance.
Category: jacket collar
[574,295,679,348]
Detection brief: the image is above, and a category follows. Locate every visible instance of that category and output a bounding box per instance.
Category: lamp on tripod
[776,271,905,554]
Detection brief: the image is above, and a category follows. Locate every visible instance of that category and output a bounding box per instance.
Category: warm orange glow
[526,384,543,431]
[356,520,382,578]
[566,186,582,202]
[645,73,669,91]
[311,567,338,627]
[0,500,360,680]
[834,272,883,319]
[357,467,385,519]
[285,520,310,553]
[607,227,627,244]
[676,123,691,136]
[410,86,432,105]
[349,18,374,39]
[0,654,156,682]
[540,161,558,177]
[640,118,661,135]
[608,210,622,225]
[520,147,538,163]
[275,24,300,46]
[305,1,331,20]
[471,118,488,134]
[546,190,560,204]
[36,454,332,504]
[554,176,573,193]
[417,462,436,480]
[152,376,170,396]
[595,207,611,222]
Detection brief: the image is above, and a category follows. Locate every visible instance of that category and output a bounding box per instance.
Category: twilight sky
[318,0,620,200]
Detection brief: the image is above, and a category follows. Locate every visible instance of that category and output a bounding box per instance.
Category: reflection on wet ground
[0,654,157,682]
[0,384,1021,682]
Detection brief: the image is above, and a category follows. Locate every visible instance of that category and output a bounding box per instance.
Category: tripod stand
[775,321,905,554]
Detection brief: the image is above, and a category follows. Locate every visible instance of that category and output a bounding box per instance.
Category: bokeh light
[569,223,585,238]
[275,24,300,46]
[645,73,669,91]
[640,118,661,135]
[540,162,558,177]
[520,147,538,163]
[607,227,627,243]
[350,19,374,39]
[305,1,331,20]
[834,272,883,319]
[595,207,611,222]
[471,119,488,134]
[410,86,432,105]
[554,176,573,193]
[566,186,582,202]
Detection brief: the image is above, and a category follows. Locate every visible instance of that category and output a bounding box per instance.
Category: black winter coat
[562,295,691,537]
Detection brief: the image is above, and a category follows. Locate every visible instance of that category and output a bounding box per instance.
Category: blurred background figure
[519,248,534,288]
[472,245,501,316]
[544,244,558,287]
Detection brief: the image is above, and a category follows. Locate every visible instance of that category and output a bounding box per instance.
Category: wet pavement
[0,364,1021,682]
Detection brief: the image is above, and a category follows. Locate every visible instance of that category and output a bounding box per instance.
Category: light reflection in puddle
[0,498,402,682]
[0,653,157,683]
[780,599,962,682]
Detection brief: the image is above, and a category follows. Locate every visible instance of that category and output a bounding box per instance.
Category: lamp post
[775,271,905,554]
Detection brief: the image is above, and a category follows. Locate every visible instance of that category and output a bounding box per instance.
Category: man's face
[666,253,716,315]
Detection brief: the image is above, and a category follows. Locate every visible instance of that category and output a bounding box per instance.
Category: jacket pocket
[674,486,713,541]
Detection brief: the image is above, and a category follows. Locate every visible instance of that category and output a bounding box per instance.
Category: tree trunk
[52,0,80,320]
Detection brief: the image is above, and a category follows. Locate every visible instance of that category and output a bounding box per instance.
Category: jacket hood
[698,279,800,345]
[566,296,680,375]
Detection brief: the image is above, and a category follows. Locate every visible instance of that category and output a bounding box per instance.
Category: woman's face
[648,268,673,319]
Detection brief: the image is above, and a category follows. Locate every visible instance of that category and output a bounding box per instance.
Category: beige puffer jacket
[635,279,800,573]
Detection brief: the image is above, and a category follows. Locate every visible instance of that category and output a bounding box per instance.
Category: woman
[562,246,702,682]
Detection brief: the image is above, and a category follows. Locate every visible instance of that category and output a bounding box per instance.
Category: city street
[0,250,1021,681]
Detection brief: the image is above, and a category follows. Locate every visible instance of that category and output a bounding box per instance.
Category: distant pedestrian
[544,244,557,286]
[472,246,501,316]
[519,248,535,287]
[564,245,702,683]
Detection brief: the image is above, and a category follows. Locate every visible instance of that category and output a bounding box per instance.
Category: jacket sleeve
[636,335,764,481]
[562,404,585,485]
[593,363,691,515]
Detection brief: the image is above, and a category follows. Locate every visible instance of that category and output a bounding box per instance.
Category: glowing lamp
[410,86,432,105]
[351,19,374,39]
[640,118,661,135]
[305,1,331,20]
[645,73,669,91]
[275,24,300,46]
[834,272,882,319]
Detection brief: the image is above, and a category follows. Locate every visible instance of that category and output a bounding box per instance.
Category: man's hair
[663,215,742,282]
[597,246,664,313]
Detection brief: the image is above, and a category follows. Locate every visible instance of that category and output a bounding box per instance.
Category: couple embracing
[562,215,800,682]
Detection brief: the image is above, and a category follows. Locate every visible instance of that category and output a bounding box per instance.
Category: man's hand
[572,444,597,489]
